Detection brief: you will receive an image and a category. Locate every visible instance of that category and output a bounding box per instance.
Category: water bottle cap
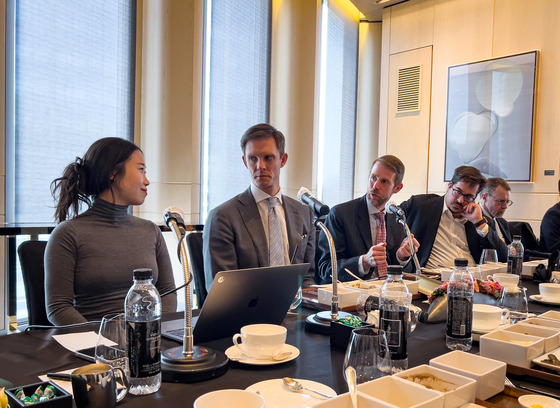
[387,265,403,275]
[133,268,153,280]
[454,258,468,267]
[513,235,522,240]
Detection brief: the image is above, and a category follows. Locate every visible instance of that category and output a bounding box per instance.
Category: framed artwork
[444,51,538,181]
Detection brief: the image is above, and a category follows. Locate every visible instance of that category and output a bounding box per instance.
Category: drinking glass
[479,249,498,265]
[343,327,391,384]
[497,286,528,324]
[96,313,129,378]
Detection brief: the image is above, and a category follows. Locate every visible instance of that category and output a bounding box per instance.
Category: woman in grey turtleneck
[45,137,177,325]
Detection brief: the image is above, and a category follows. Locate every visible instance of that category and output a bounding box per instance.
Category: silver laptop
[162,263,310,344]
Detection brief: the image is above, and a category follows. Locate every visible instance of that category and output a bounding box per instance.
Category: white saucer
[532,346,560,373]
[225,344,299,365]
[530,294,560,306]
[246,378,336,408]
[472,322,508,334]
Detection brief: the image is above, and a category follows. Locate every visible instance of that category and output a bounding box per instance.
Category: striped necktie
[374,212,387,277]
[268,197,284,266]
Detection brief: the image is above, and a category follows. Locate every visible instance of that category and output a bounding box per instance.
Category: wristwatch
[473,218,487,228]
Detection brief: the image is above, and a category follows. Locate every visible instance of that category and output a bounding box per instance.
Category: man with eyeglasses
[538,180,560,253]
[316,155,419,283]
[479,177,513,248]
[400,166,507,269]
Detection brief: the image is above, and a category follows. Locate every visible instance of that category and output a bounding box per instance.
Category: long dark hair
[51,137,140,223]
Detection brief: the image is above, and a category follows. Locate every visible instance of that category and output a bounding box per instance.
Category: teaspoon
[282,377,334,399]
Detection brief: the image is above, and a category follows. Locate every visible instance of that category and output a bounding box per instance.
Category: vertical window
[317,0,359,206]
[6,0,136,223]
[201,0,271,220]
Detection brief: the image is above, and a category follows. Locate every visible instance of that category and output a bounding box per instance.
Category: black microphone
[297,187,330,216]
[385,201,405,219]
[163,206,186,238]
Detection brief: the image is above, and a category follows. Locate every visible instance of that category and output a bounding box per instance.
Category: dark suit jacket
[203,187,316,292]
[399,194,508,268]
[316,195,406,284]
[539,202,560,253]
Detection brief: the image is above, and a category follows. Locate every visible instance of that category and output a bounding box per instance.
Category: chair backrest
[508,221,539,251]
[185,232,207,308]
[17,240,51,326]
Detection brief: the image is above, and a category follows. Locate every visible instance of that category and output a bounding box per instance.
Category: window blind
[9,0,136,223]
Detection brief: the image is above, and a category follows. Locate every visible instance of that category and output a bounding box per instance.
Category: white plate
[533,346,560,373]
[530,294,560,306]
[472,322,508,334]
[246,378,336,408]
[518,394,560,408]
[225,344,299,365]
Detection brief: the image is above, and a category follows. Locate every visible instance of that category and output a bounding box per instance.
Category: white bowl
[518,394,560,408]
[193,389,265,408]
[540,310,560,321]
[522,317,560,330]
[394,364,476,408]
[480,329,544,368]
[504,323,560,352]
[356,376,444,408]
[312,392,382,408]
[429,350,506,400]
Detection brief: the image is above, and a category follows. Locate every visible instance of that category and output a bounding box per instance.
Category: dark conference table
[0,279,556,407]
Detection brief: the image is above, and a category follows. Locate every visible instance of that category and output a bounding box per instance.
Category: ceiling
[349,0,410,22]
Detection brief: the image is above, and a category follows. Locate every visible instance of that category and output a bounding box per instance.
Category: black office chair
[185,232,207,308]
[17,240,52,327]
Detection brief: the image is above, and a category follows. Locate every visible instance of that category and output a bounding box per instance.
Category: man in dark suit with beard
[316,155,419,284]
[400,166,507,270]
[479,177,513,253]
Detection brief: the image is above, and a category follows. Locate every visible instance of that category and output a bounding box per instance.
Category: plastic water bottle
[125,268,162,395]
[446,259,474,351]
[507,235,524,278]
[379,265,410,373]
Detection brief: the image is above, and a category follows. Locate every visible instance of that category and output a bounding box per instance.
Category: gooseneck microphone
[163,206,187,239]
[297,187,330,216]
[385,201,405,219]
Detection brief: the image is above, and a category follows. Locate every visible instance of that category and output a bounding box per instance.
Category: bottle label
[127,320,161,378]
[380,308,407,359]
[447,296,473,338]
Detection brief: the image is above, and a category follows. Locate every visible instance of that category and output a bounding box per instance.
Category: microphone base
[304,311,355,334]
[161,345,229,383]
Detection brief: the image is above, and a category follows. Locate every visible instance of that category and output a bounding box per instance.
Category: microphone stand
[161,222,228,382]
[305,218,354,334]
[396,214,421,273]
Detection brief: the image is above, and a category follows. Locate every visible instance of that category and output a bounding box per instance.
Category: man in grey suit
[479,177,513,249]
[317,155,419,283]
[203,123,316,292]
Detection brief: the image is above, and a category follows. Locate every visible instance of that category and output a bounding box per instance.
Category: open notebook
[162,263,310,344]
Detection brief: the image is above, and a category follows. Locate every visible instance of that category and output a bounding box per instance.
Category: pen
[47,373,72,381]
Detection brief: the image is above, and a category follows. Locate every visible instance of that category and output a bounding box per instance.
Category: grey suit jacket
[316,195,406,284]
[203,187,316,292]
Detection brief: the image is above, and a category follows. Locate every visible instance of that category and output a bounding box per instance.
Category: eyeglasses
[451,187,476,203]
[489,194,513,207]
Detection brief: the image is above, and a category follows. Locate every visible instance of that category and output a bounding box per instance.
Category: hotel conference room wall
[378,0,560,234]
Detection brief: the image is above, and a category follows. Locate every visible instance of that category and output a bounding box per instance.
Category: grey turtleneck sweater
[45,199,177,325]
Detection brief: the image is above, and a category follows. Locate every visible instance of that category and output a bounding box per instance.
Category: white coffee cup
[232,324,287,358]
[539,283,560,302]
[194,389,265,408]
[472,304,510,330]
[491,273,519,289]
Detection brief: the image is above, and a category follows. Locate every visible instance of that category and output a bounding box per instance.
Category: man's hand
[463,202,484,225]
[362,242,387,270]
[396,234,420,261]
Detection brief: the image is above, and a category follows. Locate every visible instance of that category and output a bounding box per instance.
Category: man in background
[400,166,507,269]
[203,123,316,291]
[316,155,419,283]
[539,180,560,253]
[479,177,513,248]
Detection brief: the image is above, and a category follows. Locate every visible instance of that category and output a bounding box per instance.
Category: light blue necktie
[268,197,284,266]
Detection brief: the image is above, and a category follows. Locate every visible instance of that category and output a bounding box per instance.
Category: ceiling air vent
[397,65,421,112]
